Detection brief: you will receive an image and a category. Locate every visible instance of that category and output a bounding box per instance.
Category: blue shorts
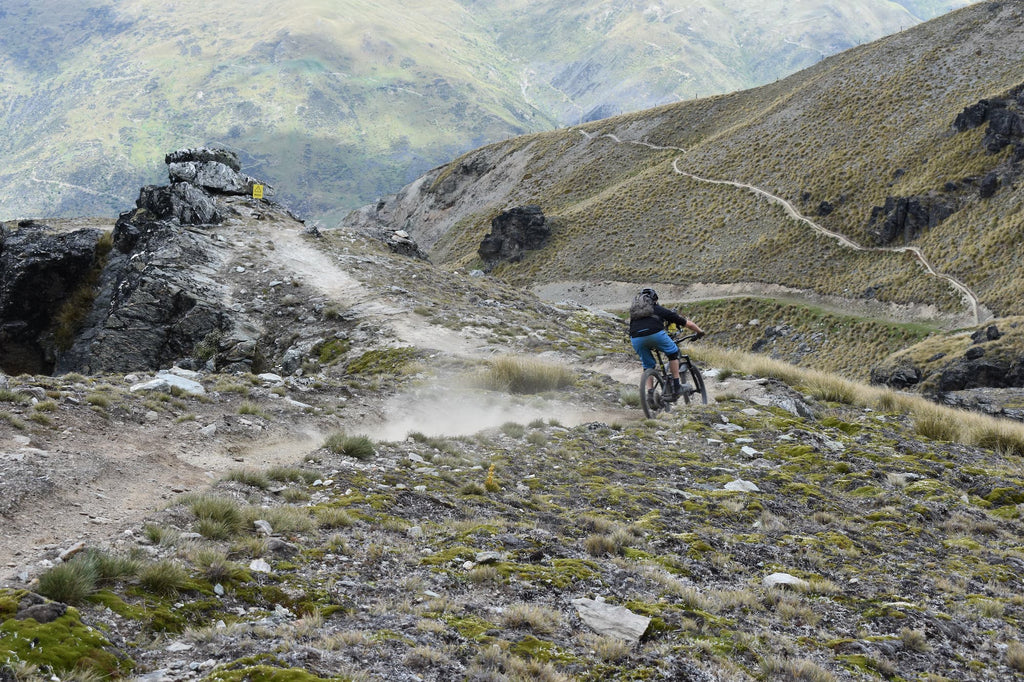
[631,331,678,370]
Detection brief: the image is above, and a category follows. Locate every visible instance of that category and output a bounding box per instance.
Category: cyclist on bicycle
[629,288,704,400]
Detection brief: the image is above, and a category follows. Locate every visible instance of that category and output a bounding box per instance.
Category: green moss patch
[0,598,132,676]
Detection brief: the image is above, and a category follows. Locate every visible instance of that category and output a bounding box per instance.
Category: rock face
[868,84,1024,247]
[0,222,104,375]
[478,205,549,267]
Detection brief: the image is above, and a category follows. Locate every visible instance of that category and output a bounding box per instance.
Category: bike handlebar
[673,331,705,343]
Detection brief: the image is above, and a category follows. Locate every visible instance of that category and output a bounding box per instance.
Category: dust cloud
[351,383,628,442]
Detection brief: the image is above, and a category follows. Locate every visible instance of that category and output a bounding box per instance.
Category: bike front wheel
[640,369,669,418]
[685,362,708,405]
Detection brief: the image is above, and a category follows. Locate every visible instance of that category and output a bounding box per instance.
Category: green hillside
[0,0,975,224]
[367,1,1022,324]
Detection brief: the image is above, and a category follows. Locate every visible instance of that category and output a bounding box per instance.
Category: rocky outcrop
[871,321,1024,421]
[871,85,1024,248]
[478,205,549,267]
[0,222,104,375]
[55,148,270,375]
[1,148,278,376]
[166,147,262,196]
[125,148,264,227]
[866,195,956,246]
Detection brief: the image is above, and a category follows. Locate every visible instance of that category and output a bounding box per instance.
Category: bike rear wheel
[685,362,708,405]
[640,369,670,418]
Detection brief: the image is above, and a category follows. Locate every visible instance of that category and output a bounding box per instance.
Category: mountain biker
[629,288,705,400]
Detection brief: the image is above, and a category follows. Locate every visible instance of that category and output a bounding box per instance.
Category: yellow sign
[252,184,264,199]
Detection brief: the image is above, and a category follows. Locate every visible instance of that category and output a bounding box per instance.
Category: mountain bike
[640,332,707,418]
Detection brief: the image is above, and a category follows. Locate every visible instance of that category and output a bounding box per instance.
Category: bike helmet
[641,287,659,303]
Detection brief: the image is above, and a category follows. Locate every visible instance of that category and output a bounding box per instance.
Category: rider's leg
[669,358,680,379]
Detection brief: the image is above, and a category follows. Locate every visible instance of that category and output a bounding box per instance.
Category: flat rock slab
[572,597,650,643]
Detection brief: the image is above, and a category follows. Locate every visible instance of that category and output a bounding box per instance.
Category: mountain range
[1,0,975,226]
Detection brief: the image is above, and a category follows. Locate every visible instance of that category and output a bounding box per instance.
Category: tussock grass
[473,355,575,394]
[0,389,29,404]
[316,508,355,529]
[224,469,271,489]
[697,345,1024,456]
[267,466,319,484]
[137,560,191,596]
[189,548,247,585]
[37,549,141,605]
[500,603,561,634]
[323,432,376,460]
[1008,641,1024,672]
[243,505,315,534]
[37,560,99,605]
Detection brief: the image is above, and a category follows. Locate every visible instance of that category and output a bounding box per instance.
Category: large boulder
[0,221,103,375]
[866,195,956,245]
[478,205,549,266]
[135,183,226,226]
[983,108,1024,153]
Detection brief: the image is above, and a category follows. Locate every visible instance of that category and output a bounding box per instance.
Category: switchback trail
[578,131,985,326]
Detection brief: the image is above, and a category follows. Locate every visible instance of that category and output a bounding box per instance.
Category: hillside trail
[577,131,987,327]
[263,223,639,437]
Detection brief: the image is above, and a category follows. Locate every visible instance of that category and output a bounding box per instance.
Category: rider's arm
[684,319,705,335]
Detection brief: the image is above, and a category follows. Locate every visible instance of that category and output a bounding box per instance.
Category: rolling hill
[0,0,975,225]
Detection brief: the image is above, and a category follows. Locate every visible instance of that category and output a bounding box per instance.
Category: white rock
[166,366,202,381]
[130,373,205,396]
[258,373,284,383]
[166,641,193,652]
[572,598,651,643]
[250,558,272,573]
[199,423,217,437]
[724,479,760,493]
[254,520,273,536]
[740,445,761,457]
[763,572,809,590]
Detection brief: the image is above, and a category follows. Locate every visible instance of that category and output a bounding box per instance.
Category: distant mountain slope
[0,0,975,225]
[350,0,1023,321]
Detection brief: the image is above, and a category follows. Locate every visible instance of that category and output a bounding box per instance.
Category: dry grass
[473,355,575,394]
[696,344,1024,456]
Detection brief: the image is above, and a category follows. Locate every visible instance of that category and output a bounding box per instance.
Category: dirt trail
[578,131,988,326]
[267,226,488,357]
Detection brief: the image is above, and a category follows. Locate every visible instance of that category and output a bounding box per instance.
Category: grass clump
[183,494,244,538]
[475,355,575,394]
[224,468,271,489]
[500,603,561,634]
[137,560,191,596]
[37,549,141,604]
[323,432,376,460]
[237,400,270,418]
